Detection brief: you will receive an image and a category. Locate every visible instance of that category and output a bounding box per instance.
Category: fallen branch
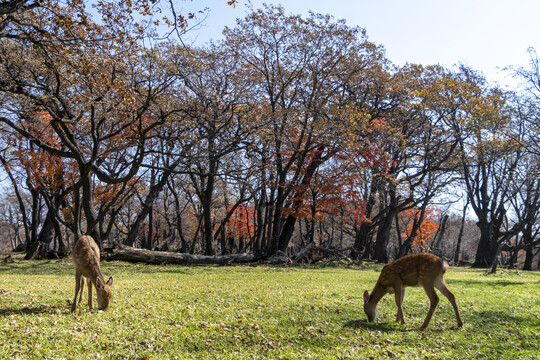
[102,245,262,265]
[293,242,316,262]
[293,242,352,263]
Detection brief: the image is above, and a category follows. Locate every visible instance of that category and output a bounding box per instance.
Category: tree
[0,0,42,35]
[507,48,540,270]
[353,65,464,262]
[224,5,385,255]
[445,66,527,268]
[0,3,176,244]
[167,44,256,255]
[0,0,237,39]
[492,94,540,271]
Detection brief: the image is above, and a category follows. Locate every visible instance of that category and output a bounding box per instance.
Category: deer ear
[106,276,113,286]
[363,290,370,302]
[96,277,104,289]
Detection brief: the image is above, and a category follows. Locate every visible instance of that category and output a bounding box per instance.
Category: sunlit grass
[0,256,539,359]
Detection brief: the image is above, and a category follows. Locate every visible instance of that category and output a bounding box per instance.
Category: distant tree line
[0,2,539,270]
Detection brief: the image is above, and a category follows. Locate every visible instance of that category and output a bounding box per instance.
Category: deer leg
[394,283,405,324]
[87,279,94,310]
[435,277,463,328]
[401,288,406,322]
[421,284,439,330]
[78,277,84,303]
[71,272,82,312]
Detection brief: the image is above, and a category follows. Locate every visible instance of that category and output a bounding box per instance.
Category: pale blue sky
[180,0,540,88]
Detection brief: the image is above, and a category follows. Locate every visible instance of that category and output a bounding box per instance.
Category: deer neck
[88,263,105,285]
[369,282,388,305]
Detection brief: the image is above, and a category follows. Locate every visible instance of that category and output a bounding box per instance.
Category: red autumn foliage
[400,206,440,250]
[8,110,74,192]
[226,204,256,241]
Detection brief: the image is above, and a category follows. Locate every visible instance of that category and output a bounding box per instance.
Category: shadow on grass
[472,309,540,327]
[343,319,413,332]
[343,317,465,332]
[0,258,194,276]
[0,306,55,317]
[0,259,72,276]
[142,266,201,275]
[449,278,528,287]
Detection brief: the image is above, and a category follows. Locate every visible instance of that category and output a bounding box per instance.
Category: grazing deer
[71,235,113,312]
[363,253,463,329]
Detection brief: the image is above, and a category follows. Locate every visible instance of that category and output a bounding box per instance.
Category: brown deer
[363,253,463,329]
[71,235,113,312]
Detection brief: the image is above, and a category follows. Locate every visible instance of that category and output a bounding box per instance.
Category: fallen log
[101,245,262,265]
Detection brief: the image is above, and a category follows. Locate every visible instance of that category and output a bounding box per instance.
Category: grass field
[0,256,539,359]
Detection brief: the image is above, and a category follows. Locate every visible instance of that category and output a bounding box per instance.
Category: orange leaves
[355,142,393,174]
[337,105,395,174]
[369,118,386,130]
[399,206,440,250]
[17,149,64,191]
[225,204,256,240]
[21,110,61,150]
[9,110,68,192]
[282,161,369,226]
[94,183,121,204]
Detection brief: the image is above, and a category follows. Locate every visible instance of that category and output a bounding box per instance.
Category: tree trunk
[29,186,40,250]
[26,207,56,259]
[126,169,172,247]
[54,216,66,256]
[489,241,505,274]
[201,190,215,255]
[277,145,327,254]
[351,179,378,260]
[508,248,518,269]
[269,187,284,255]
[373,181,399,263]
[0,154,31,245]
[351,222,371,260]
[430,214,449,256]
[278,146,326,253]
[523,247,533,271]
[453,201,468,264]
[168,180,188,253]
[253,195,264,253]
[26,193,63,260]
[473,220,494,267]
[147,204,154,250]
[190,215,203,254]
[521,223,534,271]
[374,210,395,263]
[80,167,100,241]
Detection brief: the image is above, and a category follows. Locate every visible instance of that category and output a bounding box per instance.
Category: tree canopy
[0,2,539,269]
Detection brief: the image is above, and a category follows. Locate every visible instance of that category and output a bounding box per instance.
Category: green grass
[0,257,539,359]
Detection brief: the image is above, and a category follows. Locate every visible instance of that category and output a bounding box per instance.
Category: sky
[179,0,540,89]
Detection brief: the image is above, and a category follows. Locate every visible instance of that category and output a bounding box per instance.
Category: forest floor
[0,254,539,359]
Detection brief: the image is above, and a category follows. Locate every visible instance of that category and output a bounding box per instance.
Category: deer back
[72,235,103,279]
[376,253,445,288]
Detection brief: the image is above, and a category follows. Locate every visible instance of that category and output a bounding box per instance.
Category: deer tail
[442,259,449,274]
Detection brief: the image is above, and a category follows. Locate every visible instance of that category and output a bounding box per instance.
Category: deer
[71,235,113,312]
[363,253,463,330]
